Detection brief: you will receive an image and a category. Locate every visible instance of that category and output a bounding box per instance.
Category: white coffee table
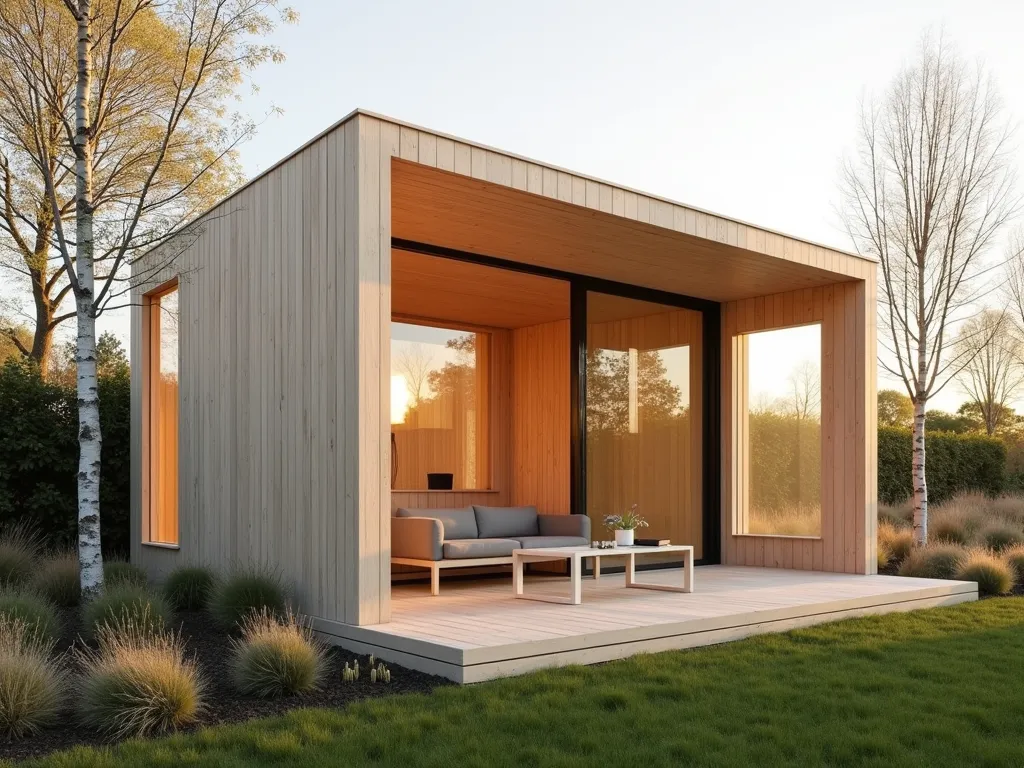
[512,545,694,605]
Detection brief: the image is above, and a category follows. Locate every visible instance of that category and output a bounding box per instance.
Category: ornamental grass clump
[32,550,81,608]
[877,503,912,529]
[0,590,60,645]
[980,523,1024,553]
[0,524,43,588]
[103,559,148,589]
[0,617,65,740]
[210,565,288,630]
[898,543,966,580]
[878,522,914,565]
[955,549,1016,596]
[1002,544,1024,583]
[83,585,172,641]
[163,566,218,611]
[876,541,893,571]
[229,609,326,697]
[989,495,1024,526]
[78,615,204,738]
[930,512,972,546]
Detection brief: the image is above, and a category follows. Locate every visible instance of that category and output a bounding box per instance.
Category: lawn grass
[18,597,1024,767]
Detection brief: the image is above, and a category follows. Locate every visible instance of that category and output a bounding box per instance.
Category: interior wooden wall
[510,320,571,515]
[722,281,877,574]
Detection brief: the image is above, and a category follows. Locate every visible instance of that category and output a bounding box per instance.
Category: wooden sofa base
[391,556,515,596]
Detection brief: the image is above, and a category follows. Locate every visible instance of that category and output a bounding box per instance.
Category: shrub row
[0,359,129,556]
[878,427,1006,505]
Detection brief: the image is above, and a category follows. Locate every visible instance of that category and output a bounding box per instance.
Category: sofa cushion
[442,538,519,559]
[514,536,590,549]
[396,507,477,540]
[473,505,539,539]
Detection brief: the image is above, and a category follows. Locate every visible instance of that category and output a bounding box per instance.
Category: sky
[12,0,1023,411]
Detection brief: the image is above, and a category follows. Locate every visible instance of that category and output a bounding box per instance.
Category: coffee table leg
[570,556,582,605]
[683,549,693,593]
[593,555,601,580]
[513,554,524,598]
[624,553,635,587]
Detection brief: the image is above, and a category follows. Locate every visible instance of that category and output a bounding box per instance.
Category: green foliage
[229,610,326,697]
[0,617,65,740]
[878,427,1006,505]
[83,586,172,640]
[0,358,130,556]
[877,389,913,428]
[924,409,978,434]
[0,589,59,645]
[898,543,967,580]
[749,410,820,517]
[980,523,1024,552]
[209,566,287,630]
[32,550,81,608]
[955,550,1015,596]
[162,566,218,611]
[20,599,1024,766]
[78,617,203,738]
[103,559,148,589]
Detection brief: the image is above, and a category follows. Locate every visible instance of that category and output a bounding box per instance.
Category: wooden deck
[314,566,977,683]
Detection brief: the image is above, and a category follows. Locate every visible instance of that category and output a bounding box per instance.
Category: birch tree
[0,0,294,596]
[954,310,1024,436]
[0,0,286,372]
[840,33,1018,545]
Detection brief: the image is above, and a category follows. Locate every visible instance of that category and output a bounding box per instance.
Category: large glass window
[741,323,822,537]
[146,282,179,545]
[390,321,490,490]
[585,293,703,557]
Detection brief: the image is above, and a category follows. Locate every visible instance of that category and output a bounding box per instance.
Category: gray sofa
[391,505,591,594]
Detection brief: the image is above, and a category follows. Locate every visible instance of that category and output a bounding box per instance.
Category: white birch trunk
[911,398,928,546]
[73,0,104,597]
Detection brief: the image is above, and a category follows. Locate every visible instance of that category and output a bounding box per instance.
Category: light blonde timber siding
[510,320,571,515]
[721,279,876,574]
[131,114,393,626]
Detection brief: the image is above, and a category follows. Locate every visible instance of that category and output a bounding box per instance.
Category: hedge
[878,427,1006,505]
[0,359,129,556]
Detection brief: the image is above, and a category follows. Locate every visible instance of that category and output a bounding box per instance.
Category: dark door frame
[391,238,722,567]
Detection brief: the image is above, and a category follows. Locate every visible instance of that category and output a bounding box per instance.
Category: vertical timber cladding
[130,114,393,627]
[721,280,877,574]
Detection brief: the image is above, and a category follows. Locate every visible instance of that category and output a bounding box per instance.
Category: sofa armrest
[538,514,591,540]
[391,516,443,561]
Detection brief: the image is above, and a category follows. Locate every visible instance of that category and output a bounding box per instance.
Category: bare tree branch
[839,30,1020,543]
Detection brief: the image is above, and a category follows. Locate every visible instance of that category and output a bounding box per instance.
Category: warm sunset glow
[391,374,410,425]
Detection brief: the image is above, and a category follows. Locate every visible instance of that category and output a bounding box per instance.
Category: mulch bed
[1,608,449,763]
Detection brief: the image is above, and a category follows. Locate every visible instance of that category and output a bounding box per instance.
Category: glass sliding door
[585,292,703,558]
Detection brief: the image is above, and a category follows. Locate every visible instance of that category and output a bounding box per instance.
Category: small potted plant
[604,504,648,546]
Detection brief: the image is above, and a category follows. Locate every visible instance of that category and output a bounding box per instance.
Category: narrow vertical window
[146,282,179,544]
